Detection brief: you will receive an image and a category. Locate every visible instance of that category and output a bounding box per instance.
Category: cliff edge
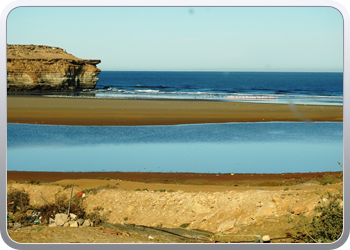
[7,44,101,92]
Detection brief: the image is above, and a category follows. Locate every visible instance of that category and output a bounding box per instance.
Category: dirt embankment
[6,171,343,244]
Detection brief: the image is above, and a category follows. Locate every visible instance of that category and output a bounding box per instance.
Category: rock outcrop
[7,44,101,92]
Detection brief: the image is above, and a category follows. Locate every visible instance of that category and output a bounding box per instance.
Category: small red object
[76,191,84,197]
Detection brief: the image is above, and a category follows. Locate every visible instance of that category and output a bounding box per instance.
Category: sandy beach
[7,96,343,125]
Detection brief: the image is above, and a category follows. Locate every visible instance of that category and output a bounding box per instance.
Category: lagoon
[7,122,343,174]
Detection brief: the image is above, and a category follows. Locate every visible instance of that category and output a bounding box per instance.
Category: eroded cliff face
[7,45,101,92]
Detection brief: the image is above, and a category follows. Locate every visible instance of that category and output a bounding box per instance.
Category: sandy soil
[6,171,343,244]
[7,96,343,126]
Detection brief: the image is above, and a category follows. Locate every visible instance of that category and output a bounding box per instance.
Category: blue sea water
[7,122,343,174]
[44,71,343,105]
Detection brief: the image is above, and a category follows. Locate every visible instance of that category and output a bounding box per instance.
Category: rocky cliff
[7,45,101,92]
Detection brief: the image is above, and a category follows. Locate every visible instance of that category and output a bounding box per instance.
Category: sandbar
[7,96,343,126]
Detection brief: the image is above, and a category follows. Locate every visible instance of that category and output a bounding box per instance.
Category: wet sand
[7,170,342,188]
[7,96,343,126]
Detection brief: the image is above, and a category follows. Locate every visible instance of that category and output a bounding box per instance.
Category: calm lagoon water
[7,122,343,174]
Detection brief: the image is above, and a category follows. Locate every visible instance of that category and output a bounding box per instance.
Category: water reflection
[7,122,343,174]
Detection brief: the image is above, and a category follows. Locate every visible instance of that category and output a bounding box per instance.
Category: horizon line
[99,70,343,73]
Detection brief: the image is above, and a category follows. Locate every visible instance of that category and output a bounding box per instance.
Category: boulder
[77,218,85,226]
[55,213,68,226]
[82,219,91,227]
[69,213,77,221]
[69,221,79,227]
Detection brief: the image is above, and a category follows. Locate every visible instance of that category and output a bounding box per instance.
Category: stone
[13,222,22,229]
[69,221,79,227]
[69,213,77,221]
[82,219,91,227]
[49,223,57,228]
[63,222,69,227]
[55,213,68,226]
[49,218,55,224]
[262,235,270,242]
[7,44,101,92]
[77,218,85,226]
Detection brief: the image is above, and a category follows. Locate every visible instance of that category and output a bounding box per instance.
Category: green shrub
[154,189,166,192]
[27,180,41,185]
[318,175,335,185]
[288,191,343,243]
[84,184,118,195]
[180,223,190,228]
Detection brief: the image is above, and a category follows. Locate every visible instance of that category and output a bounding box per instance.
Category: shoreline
[7,96,343,126]
[7,170,343,186]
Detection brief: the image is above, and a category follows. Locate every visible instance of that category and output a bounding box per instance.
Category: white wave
[135,89,160,93]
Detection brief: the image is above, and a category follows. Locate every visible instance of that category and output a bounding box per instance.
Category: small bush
[154,189,166,192]
[180,223,190,228]
[7,188,108,227]
[7,188,30,213]
[84,185,118,195]
[288,191,343,243]
[124,217,128,221]
[318,175,335,185]
[27,180,41,185]
[85,211,110,226]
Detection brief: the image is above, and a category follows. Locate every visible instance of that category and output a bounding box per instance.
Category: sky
[7,7,343,72]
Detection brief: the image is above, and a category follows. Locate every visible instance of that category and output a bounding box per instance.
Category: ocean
[44,71,343,106]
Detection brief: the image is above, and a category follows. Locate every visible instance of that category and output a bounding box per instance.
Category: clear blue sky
[7,7,343,72]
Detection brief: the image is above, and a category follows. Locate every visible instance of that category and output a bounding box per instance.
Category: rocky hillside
[7,44,101,92]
